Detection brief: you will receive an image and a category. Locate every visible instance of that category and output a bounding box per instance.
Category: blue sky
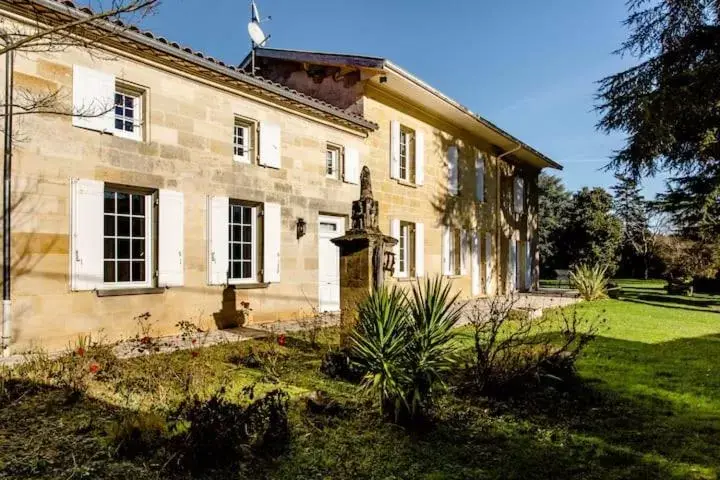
[133,0,667,198]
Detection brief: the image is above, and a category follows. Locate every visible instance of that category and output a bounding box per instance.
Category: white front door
[318,215,345,312]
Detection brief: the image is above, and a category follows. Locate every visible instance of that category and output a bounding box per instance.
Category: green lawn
[1,280,719,479]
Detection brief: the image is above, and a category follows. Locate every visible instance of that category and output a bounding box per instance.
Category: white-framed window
[113,86,143,141]
[399,127,415,182]
[103,187,153,287]
[397,221,416,277]
[326,144,342,179]
[228,201,258,283]
[234,117,255,163]
[448,228,462,276]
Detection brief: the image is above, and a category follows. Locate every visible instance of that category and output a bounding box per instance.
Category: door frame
[317,214,346,312]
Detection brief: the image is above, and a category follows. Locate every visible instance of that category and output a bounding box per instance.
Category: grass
[0,280,718,479]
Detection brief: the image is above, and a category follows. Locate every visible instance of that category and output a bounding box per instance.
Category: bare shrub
[465,296,605,396]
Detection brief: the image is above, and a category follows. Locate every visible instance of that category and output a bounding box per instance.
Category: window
[448,228,462,276]
[399,127,415,182]
[228,202,257,283]
[234,117,254,163]
[398,221,416,277]
[103,187,153,287]
[114,86,143,141]
[326,144,342,179]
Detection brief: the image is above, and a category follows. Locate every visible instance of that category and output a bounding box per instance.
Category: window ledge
[444,275,464,280]
[232,282,270,290]
[396,179,418,188]
[394,276,416,283]
[97,287,165,297]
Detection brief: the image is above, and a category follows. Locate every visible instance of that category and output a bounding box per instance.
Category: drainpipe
[495,143,521,296]
[2,41,13,357]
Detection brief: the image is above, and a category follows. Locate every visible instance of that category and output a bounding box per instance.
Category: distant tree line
[538,172,720,290]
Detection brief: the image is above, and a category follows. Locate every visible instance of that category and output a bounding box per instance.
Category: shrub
[351,277,464,421]
[319,348,363,382]
[351,285,411,418]
[465,297,605,396]
[570,264,609,301]
[107,411,167,459]
[173,387,289,472]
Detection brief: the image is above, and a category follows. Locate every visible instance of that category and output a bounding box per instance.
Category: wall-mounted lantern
[296,218,306,239]
[383,250,395,273]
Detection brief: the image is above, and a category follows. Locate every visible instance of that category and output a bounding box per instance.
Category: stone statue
[360,166,373,199]
[351,166,379,232]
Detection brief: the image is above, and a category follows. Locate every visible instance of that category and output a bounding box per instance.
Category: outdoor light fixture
[296,218,306,239]
[383,250,395,272]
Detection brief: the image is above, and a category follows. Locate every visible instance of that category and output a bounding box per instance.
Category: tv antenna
[248,0,271,75]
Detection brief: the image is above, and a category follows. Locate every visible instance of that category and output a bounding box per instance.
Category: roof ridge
[9,0,377,130]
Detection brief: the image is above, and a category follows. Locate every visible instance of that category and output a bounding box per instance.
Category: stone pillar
[331,167,397,346]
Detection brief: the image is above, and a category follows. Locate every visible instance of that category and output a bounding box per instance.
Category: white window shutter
[259,121,281,169]
[448,146,459,195]
[390,219,401,277]
[72,65,115,133]
[471,231,480,296]
[415,222,425,277]
[525,241,533,290]
[71,179,104,291]
[442,226,451,275]
[344,146,360,184]
[485,233,493,295]
[514,176,524,213]
[207,196,229,285]
[509,240,517,292]
[263,202,282,283]
[460,230,469,276]
[390,120,400,179]
[158,190,184,287]
[415,131,425,186]
[476,153,485,202]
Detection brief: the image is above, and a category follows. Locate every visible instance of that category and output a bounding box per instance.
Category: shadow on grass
[617,285,720,314]
[2,331,719,480]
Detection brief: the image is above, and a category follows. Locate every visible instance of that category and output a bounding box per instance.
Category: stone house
[0,0,561,353]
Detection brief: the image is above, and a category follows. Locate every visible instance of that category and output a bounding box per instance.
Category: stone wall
[4,45,368,352]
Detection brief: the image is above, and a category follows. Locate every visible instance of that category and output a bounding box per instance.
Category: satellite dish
[248,21,266,46]
[252,1,260,22]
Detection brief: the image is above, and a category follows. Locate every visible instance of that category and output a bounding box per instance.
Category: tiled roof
[3,0,378,132]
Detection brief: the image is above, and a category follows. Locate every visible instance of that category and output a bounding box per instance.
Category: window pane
[117,261,131,282]
[231,225,242,242]
[231,243,241,260]
[104,215,115,236]
[242,226,252,242]
[104,192,115,213]
[117,216,130,237]
[131,194,144,216]
[124,121,133,132]
[104,238,115,260]
[117,239,130,259]
[132,239,144,259]
[104,261,115,282]
[231,261,243,279]
[116,193,130,214]
[131,261,145,282]
[114,119,123,130]
[124,96,133,108]
[232,206,243,224]
[242,261,252,278]
[131,217,145,238]
[242,243,252,260]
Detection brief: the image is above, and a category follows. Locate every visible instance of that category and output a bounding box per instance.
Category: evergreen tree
[538,174,572,277]
[561,187,623,275]
[612,174,649,277]
[597,0,720,238]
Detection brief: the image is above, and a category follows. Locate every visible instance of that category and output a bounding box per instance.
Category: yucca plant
[405,277,466,416]
[350,277,465,421]
[570,264,609,301]
[350,285,412,417]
